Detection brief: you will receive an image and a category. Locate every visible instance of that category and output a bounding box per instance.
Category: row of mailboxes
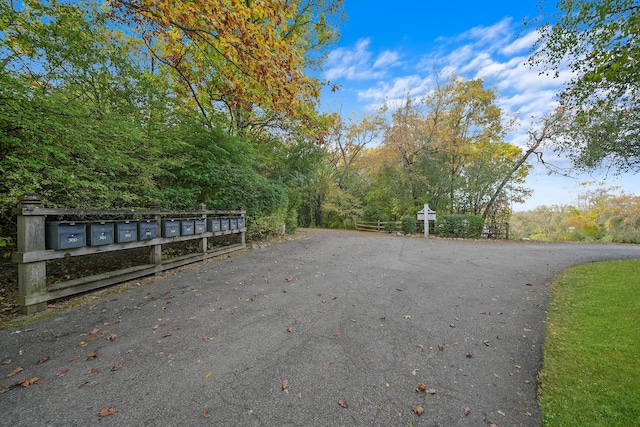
[45,217,245,250]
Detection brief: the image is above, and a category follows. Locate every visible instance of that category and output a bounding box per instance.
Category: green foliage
[511,190,640,243]
[436,214,484,238]
[401,216,417,234]
[541,260,640,426]
[383,220,397,232]
[363,205,389,222]
[528,0,640,172]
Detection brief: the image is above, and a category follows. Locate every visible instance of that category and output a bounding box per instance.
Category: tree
[110,0,344,133]
[0,0,164,213]
[381,77,513,215]
[326,110,384,190]
[528,0,640,172]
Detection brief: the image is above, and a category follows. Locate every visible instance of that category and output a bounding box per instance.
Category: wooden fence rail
[355,220,401,232]
[12,194,246,314]
[355,219,509,239]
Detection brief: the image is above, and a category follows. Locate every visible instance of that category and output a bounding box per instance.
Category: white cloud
[501,30,539,56]
[461,17,513,48]
[358,75,432,103]
[324,38,386,81]
[373,50,401,68]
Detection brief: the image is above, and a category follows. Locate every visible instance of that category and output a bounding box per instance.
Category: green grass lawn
[540,259,640,426]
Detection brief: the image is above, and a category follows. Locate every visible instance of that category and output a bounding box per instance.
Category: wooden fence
[354,220,435,234]
[354,220,400,232]
[12,194,246,314]
[355,219,508,239]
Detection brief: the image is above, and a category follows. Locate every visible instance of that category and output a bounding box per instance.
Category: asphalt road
[1,229,638,427]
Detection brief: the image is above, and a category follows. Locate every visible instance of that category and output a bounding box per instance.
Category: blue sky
[319,1,640,211]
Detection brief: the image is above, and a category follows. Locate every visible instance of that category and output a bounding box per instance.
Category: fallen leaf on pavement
[438,343,445,351]
[99,407,116,418]
[7,367,23,377]
[37,357,49,364]
[108,334,117,341]
[111,362,122,372]
[281,379,289,393]
[338,400,348,408]
[90,328,100,335]
[412,405,425,415]
[86,352,98,360]
[464,407,471,415]
[416,383,427,392]
[286,326,293,333]
[57,369,69,377]
[203,411,211,418]
[1,359,11,365]
[18,377,38,387]
[78,381,98,388]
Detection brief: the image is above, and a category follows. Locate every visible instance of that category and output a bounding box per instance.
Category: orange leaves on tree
[111,0,321,117]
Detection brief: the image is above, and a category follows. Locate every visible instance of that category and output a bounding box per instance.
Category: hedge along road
[1,229,638,427]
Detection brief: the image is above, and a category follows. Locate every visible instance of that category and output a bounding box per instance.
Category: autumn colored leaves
[1,326,123,420]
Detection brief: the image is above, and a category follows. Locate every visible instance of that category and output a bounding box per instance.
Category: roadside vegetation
[511,189,640,243]
[540,259,640,426]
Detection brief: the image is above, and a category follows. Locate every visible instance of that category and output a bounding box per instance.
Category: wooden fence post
[16,194,47,314]
[150,201,162,273]
[199,203,208,255]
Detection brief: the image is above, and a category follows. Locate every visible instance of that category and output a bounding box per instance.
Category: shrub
[363,205,389,222]
[401,216,417,234]
[436,214,484,238]
[383,220,397,232]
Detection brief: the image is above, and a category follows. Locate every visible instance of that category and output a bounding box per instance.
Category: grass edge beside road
[540,259,640,426]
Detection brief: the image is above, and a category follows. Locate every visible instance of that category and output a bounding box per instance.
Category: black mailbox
[162,219,180,237]
[138,220,157,240]
[237,217,245,229]
[229,218,238,230]
[115,221,138,243]
[220,217,230,231]
[181,219,195,236]
[87,222,114,246]
[194,218,206,234]
[207,217,221,232]
[45,221,86,250]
